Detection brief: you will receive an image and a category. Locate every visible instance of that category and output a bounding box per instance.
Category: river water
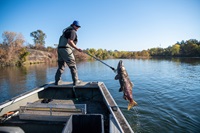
[0,58,200,133]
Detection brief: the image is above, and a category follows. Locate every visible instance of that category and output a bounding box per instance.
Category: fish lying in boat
[115,60,137,110]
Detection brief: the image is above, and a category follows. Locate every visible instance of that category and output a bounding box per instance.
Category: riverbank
[24,49,57,65]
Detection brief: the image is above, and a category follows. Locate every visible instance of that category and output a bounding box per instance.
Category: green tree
[112,51,119,58]
[171,44,180,56]
[180,40,198,56]
[17,48,30,65]
[30,30,46,49]
[132,52,139,58]
[87,48,96,55]
[96,49,103,59]
[197,45,200,55]
[149,48,158,56]
[102,49,109,59]
[141,50,150,57]
[120,51,128,58]
[86,48,96,60]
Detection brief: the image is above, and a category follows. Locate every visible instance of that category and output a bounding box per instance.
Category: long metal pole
[83,51,116,73]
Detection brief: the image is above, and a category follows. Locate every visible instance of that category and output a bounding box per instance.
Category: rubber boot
[69,66,82,86]
[54,79,62,85]
[55,73,62,85]
[55,61,65,85]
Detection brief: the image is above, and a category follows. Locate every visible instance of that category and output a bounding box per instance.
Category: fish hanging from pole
[115,60,137,110]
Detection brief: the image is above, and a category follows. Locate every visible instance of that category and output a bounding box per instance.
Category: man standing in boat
[55,20,82,86]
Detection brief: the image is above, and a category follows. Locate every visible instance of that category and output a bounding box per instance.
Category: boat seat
[19,100,86,122]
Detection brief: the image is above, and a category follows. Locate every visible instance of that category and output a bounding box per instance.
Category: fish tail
[127,100,137,110]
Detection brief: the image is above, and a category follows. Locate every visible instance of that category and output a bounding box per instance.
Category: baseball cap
[72,20,81,28]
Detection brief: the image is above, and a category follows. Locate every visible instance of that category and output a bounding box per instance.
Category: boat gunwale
[0,86,46,110]
[98,82,134,133]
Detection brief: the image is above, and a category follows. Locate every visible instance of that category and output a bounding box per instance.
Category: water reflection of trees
[150,57,200,65]
[173,58,200,65]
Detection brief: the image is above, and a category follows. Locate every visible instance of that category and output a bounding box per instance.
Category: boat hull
[0,82,133,133]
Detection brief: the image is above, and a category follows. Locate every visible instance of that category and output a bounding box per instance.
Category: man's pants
[55,36,79,84]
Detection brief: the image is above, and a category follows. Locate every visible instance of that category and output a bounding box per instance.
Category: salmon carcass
[115,60,137,110]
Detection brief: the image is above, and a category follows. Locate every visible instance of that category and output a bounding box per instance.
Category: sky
[0,0,200,51]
